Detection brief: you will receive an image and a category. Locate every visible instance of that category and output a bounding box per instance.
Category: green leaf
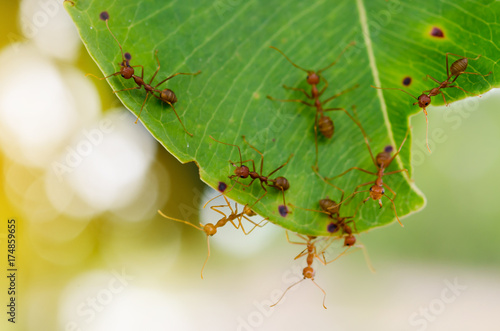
[65,0,499,236]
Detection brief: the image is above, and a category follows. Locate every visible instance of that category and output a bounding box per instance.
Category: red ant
[271,233,328,309]
[321,113,410,227]
[86,11,201,135]
[372,53,491,152]
[289,194,373,272]
[158,194,266,279]
[209,135,293,208]
[266,42,366,170]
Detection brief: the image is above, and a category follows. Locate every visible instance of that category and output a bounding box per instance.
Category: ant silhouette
[209,135,293,209]
[86,11,201,135]
[271,233,328,309]
[372,53,491,152]
[266,43,366,170]
[158,194,266,279]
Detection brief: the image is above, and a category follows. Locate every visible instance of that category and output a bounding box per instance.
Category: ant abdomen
[318,115,334,138]
[160,89,178,104]
[450,58,468,76]
[319,198,339,214]
[375,151,392,168]
[274,176,290,191]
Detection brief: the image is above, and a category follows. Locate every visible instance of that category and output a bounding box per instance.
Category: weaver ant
[372,53,491,152]
[86,11,201,135]
[209,135,293,209]
[320,110,410,227]
[158,194,266,279]
[266,42,366,170]
[271,233,328,309]
[289,194,374,272]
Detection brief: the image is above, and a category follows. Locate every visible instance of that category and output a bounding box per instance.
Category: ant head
[120,65,134,79]
[306,72,320,85]
[234,165,249,178]
[369,185,384,199]
[204,223,217,236]
[160,89,178,104]
[320,198,339,214]
[274,176,290,191]
[344,235,356,247]
[417,94,431,108]
[303,266,315,279]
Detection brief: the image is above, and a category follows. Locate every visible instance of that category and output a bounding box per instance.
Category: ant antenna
[318,41,356,74]
[269,46,310,73]
[99,12,126,64]
[370,85,419,101]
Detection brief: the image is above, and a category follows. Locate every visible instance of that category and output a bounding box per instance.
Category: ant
[271,233,328,309]
[289,194,373,272]
[158,194,266,279]
[321,113,410,227]
[86,11,201,135]
[372,53,491,152]
[266,42,366,170]
[209,135,293,208]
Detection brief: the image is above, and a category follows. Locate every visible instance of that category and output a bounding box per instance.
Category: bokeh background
[1,1,499,331]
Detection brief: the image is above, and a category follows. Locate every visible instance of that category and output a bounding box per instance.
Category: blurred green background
[1,1,499,331]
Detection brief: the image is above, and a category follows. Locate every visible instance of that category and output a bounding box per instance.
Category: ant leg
[321,83,359,105]
[312,167,344,197]
[311,279,327,309]
[113,86,141,93]
[149,50,162,84]
[270,279,305,308]
[328,167,376,180]
[154,71,202,89]
[238,215,268,235]
[282,85,312,99]
[285,231,309,245]
[241,136,265,174]
[458,71,492,77]
[157,210,204,231]
[323,106,369,144]
[85,72,120,80]
[449,85,480,97]
[383,194,402,227]
[135,92,151,124]
[266,96,315,107]
[200,235,211,279]
[313,110,322,171]
[383,168,409,176]
[151,94,193,136]
[387,128,410,164]
[438,90,449,106]
[131,65,144,80]
[267,153,293,177]
[424,74,442,85]
[250,184,268,208]
[318,76,329,97]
